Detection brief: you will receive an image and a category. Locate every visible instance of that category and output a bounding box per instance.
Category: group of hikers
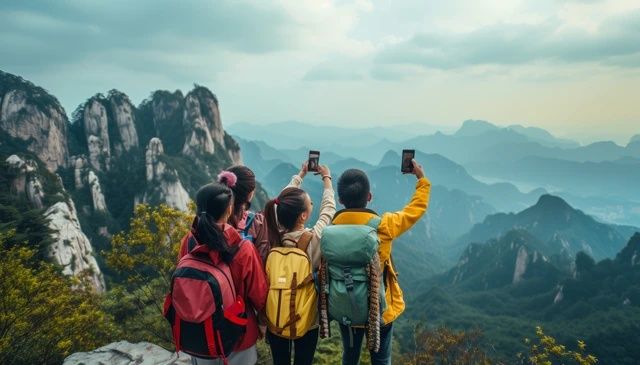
[163,159,431,365]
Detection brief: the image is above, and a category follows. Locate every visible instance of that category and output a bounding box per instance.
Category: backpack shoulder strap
[366,216,382,230]
[243,212,256,236]
[296,230,314,253]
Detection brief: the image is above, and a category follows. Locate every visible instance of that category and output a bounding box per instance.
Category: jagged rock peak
[107,90,139,153]
[0,70,69,172]
[45,199,106,292]
[144,138,190,211]
[182,85,223,157]
[80,96,111,170]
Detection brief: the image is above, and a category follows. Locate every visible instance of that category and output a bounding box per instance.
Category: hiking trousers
[339,322,394,365]
[189,345,258,365]
[267,327,319,365]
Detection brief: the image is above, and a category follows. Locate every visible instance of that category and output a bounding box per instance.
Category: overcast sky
[1,0,639,144]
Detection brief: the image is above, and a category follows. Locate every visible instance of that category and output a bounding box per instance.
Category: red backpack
[164,241,247,362]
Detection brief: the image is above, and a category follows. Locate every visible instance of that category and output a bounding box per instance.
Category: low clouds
[374,10,640,74]
[0,0,638,142]
[0,0,298,73]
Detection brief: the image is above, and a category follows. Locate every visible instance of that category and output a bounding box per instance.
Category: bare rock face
[46,200,106,292]
[83,99,111,171]
[74,156,87,189]
[1,89,69,172]
[144,138,190,211]
[182,93,216,157]
[108,91,139,154]
[6,155,45,208]
[63,341,191,365]
[87,170,107,212]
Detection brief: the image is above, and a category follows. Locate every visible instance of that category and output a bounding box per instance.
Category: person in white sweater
[262,161,336,365]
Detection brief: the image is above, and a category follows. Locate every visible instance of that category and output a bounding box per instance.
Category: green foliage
[0,230,117,365]
[400,326,492,365]
[521,326,597,365]
[104,203,192,345]
[0,150,67,259]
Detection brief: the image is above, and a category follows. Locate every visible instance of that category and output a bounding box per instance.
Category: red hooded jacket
[178,223,268,352]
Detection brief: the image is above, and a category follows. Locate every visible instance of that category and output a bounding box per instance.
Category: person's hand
[298,161,309,179]
[410,159,425,179]
[316,165,331,178]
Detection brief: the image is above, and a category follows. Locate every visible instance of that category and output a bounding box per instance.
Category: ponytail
[263,198,281,247]
[263,187,307,247]
[194,183,238,262]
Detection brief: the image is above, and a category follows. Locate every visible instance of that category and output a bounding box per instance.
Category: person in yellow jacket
[333,159,430,365]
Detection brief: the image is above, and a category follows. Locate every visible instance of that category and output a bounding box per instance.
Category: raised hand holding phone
[401,149,415,173]
[308,150,320,173]
[411,159,425,179]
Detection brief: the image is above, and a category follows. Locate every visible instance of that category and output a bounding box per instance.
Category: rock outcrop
[46,200,106,292]
[182,90,218,157]
[83,98,111,171]
[144,138,190,211]
[63,341,191,365]
[88,170,107,212]
[0,78,69,172]
[6,155,44,208]
[108,91,139,155]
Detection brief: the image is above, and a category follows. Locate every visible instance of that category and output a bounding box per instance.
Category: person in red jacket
[218,166,270,264]
[178,182,268,365]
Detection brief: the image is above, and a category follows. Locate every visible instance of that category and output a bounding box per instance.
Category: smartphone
[308,150,320,172]
[401,149,415,173]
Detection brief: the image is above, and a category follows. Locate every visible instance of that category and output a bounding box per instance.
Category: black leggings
[267,328,319,365]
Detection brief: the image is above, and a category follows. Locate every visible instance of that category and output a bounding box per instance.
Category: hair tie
[273,198,280,230]
[217,171,238,188]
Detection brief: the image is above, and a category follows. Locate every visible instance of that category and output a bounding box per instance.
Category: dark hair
[337,169,370,209]
[223,165,256,227]
[193,182,237,262]
[263,187,307,246]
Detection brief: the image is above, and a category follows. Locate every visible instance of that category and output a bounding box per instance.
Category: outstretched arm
[311,165,336,238]
[283,162,308,190]
[380,160,431,240]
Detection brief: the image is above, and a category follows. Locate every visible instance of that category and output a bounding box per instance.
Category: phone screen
[401,149,415,173]
[308,150,320,172]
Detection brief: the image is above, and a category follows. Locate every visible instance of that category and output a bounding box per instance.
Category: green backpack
[319,216,386,353]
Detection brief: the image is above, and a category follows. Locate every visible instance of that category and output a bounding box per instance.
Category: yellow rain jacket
[331,177,431,324]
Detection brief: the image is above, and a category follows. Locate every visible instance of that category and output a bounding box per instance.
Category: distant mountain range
[453,194,637,261]
[235,118,640,228]
[402,228,640,364]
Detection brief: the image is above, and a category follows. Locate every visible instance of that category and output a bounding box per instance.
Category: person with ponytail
[263,162,336,365]
[178,182,268,365]
[218,166,270,264]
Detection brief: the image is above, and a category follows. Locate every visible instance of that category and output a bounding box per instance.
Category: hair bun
[217,171,238,188]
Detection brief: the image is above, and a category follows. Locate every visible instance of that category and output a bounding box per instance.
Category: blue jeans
[338,323,394,365]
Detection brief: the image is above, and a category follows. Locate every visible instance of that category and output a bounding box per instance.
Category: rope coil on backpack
[318,258,331,338]
[366,252,381,353]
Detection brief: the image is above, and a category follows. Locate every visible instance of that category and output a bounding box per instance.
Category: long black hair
[219,165,257,227]
[263,187,307,246]
[193,182,238,262]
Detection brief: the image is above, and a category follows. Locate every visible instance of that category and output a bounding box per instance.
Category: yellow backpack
[265,231,318,339]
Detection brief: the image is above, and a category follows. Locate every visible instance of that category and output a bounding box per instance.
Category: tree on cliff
[0,230,117,365]
[104,203,192,347]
